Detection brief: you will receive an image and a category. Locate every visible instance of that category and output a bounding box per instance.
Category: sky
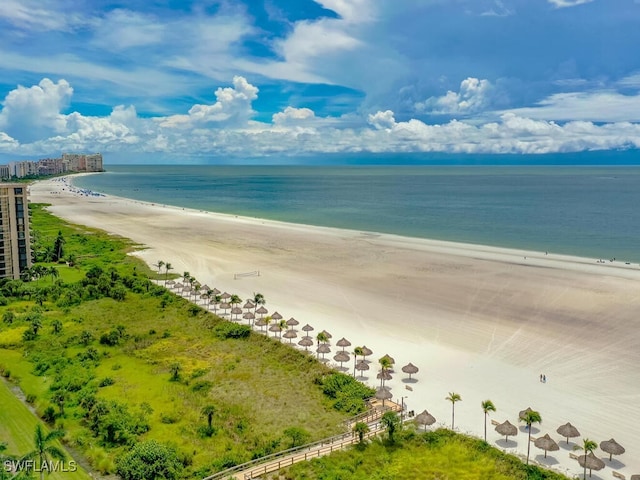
[1,0,640,163]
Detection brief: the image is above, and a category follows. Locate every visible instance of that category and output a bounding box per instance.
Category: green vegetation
[0,204,372,478]
[273,429,571,480]
[0,380,91,479]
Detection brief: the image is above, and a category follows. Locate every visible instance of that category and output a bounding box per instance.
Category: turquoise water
[73,165,640,262]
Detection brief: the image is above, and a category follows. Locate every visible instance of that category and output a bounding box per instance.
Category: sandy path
[30,176,640,478]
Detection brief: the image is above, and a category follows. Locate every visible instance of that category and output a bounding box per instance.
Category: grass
[0,204,365,477]
[0,379,92,480]
[273,429,572,480]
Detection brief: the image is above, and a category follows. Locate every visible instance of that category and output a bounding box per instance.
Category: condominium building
[0,184,31,279]
[62,153,103,172]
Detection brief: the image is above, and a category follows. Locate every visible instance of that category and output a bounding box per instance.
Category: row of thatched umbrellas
[169,278,420,384]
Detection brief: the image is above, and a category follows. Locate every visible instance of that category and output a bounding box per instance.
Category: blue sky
[1,0,640,162]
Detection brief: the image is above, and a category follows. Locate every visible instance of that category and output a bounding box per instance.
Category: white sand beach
[30,176,640,478]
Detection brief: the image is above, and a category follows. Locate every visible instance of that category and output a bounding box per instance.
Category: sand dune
[30,176,640,478]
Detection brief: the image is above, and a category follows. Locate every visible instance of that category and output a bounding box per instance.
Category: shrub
[99,377,115,387]
[25,393,37,403]
[316,372,375,414]
[116,440,183,480]
[43,405,57,423]
[191,380,213,394]
[213,322,251,339]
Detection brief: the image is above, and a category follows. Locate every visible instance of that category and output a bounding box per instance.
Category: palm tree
[264,316,273,336]
[352,422,369,444]
[211,294,221,314]
[201,405,216,430]
[155,260,165,275]
[378,355,392,387]
[48,266,59,284]
[520,409,542,465]
[481,400,496,442]
[574,438,598,480]
[277,319,287,338]
[183,271,191,284]
[164,262,173,286]
[381,411,400,443]
[445,392,462,430]
[230,294,242,320]
[253,292,265,317]
[353,346,364,376]
[316,331,329,345]
[25,424,66,480]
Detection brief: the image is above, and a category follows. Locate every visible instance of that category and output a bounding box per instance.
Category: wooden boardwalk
[203,401,402,480]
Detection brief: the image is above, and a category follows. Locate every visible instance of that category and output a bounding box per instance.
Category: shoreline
[46,173,640,280]
[29,176,640,479]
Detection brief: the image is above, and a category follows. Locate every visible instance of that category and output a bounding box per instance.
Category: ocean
[73,164,640,263]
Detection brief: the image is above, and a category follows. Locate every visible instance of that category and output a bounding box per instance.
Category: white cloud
[0,0,87,32]
[368,110,396,130]
[0,78,72,143]
[3,78,640,159]
[417,78,493,115]
[547,0,594,8]
[502,90,640,122]
[159,76,258,128]
[314,0,376,22]
[272,107,316,125]
[91,9,164,50]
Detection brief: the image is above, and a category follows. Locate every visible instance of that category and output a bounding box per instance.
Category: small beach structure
[333,351,350,370]
[415,410,436,431]
[268,323,281,337]
[495,420,518,442]
[355,360,370,377]
[556,422,580,445]
[317,343,331,360]
[534,434,559,458]
[283,329,297,343]
[361,345,373,358]
[271,311,283,322]
[577,452,605,477]
[518,407,534,421]
[320,329,332,341]
[298,337,313,350]
[401,362,419,380]
[242,312,255,325]
[302,324,314,334]
[380,353,395,365]
[600,438,625,461]
[231,306,243,321]
[254,317,267,333]
[375,386,392,406]
[256,306,268,319]
[376,370,393,387]
[286,317,299,330]
[336,337,351,351]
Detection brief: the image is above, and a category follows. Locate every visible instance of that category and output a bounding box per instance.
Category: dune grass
[0,204,364,477]
[273,429,571,480]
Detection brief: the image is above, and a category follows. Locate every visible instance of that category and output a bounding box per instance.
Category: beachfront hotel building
[0,184,31,279]
[0,152,104,179]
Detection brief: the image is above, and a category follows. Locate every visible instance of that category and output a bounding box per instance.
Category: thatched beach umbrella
[221,292,231,301]
[361,345,373,357]
[556,422,580,445]
[355,360,370,376]
[174,282,183,289]
[283,329,297,343]
[231,307,243,321]
[271,311,283,322]
[401,363,419,380]
[268,323,281,337]
[534,434,559,458]
[600,438,625,461]
[317,343,331,360]
[380,353,395,365]
[256,306,268,318]
[298,337,313,350]
[200,284,209,291]
[254,317,267,333]
[333,351,350,369]
[336,337,351,351]
[219,302,231,317]
[519,407,534,421]
[166,279,175,287]
[495,420,518,442]
[577,452,605,477]
[286,317,299,329]
[630,475,640,480]
[415,410,436,431]
[212,287,221,295]
[375,387,393,406]
[243,312,255,324]
[302,324,314,334]
[243,300,254,310]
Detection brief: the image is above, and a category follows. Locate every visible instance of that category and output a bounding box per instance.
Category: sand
[30,176,640,478]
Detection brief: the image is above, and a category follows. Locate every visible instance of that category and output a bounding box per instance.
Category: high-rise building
[0,184,31,279]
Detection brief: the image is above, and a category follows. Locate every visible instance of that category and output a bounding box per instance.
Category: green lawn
[0,379,92,480]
